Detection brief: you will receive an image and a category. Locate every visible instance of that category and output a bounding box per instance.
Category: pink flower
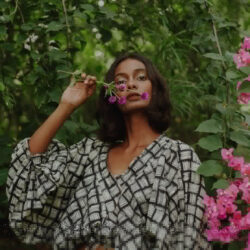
[240,213,250,231]
[216,194,237,218]
[141,92,149,100]
[205,227,220,241]
[242,37,250,50]
[241,163,250,177]
[226,184,239,199]
[230,178,243,188]
[233,49,250,68]
[237,81,242,90]
[221,148,234,161]
[238,93,250,105]
[218,227,233,243]
[239,177,250,204]
[115,83,126,91]
[228,156,245,171]
[118,96,126,104]
[108,95,116,104]
[203,194,219,220]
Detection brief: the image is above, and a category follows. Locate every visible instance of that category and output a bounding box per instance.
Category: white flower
[38,23,48,28]
[25,33,38,43]
[30,33,39,43]
[95,50,104,58]
[92,27,98,33]
[49,45,59,51]
[24,43,31,51]
[98,0,104,7]
[49,40,57,45]
[95,33,102,39]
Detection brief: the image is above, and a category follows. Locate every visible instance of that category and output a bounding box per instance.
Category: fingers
[73,73,96,89]
[83,75,96,86]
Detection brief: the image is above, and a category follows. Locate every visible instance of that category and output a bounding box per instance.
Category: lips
[127,93,140,98]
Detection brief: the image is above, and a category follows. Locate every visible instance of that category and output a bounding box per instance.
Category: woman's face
[114,58,152,114]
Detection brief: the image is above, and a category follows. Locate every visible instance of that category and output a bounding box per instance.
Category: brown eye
[116,79,126,85]
[137,75,147,81]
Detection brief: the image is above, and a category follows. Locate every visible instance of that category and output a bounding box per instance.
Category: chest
[107,147,144,175]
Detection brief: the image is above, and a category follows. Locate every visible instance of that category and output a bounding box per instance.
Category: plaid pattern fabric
[6,133,212,250]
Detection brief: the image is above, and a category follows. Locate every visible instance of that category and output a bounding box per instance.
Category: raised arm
[29,73,96,155]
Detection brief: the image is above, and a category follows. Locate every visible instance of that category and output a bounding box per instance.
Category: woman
[6,52,212,250]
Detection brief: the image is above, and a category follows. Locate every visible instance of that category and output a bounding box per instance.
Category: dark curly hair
[95,52,172,143]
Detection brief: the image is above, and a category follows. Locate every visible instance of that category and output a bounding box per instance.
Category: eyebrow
[114,68,146,78]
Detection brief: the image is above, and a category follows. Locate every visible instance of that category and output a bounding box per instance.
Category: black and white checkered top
[6,133,212,250]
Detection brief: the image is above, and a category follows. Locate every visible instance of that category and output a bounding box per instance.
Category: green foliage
[0,0,249,248]
[197,160,224,176]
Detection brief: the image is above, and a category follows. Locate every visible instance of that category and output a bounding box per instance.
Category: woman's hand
[59,73,97,111]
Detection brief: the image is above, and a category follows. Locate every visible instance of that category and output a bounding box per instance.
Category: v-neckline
[104,133,165,179]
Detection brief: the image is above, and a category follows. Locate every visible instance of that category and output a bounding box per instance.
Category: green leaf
[198,135,223,152]
[195,119,223,133]
[47,21,64,32]
[239,66,250,75]
[212,179,229,190]
[26,72,39,85]
[80,4,95,11]
[100,6,116,19]
[0,25,7,40]
[48,50,68,61]
[0,168,9,186]
[230,131,250,147]
[48,87,62,103]
[0,192,7,205]
[0,81,5,91]
[215,103,227,114]
[100,29,112,43]
[228,240,246,250]
[238,80,250,93]
[197,160,223,177]
[0,146,12,165]
[21,23,35,31]
[203,53,225,61]
[64,120,78,131]
[225,70,241,81]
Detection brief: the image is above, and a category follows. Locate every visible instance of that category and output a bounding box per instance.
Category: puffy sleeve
[173,141,213,250]
[6,136,95,246]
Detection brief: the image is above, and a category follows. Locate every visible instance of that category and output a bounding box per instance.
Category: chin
[118,102,149,114]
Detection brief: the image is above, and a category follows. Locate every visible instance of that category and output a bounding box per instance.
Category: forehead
[115,59,146,75]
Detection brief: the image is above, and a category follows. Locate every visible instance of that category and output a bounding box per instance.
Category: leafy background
[0,0,249,249]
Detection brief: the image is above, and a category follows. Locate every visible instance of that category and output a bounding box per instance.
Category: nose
[126,78,137,90]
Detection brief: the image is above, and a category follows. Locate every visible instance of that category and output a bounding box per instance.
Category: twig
[204,0,231,149]
[61,0,71,55]
[10,0,19,16]
[61,0,71,34]
[204,1,227,70]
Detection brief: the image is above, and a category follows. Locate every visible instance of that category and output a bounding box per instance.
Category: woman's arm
[29,73,96,155]
[29,103,74,155]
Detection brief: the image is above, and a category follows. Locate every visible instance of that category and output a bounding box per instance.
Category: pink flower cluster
[222,148,250,177]
[203,148,250,249]
[106,83,149,104]
[233,37,250,105]
[233,37,250,69]
[236,76,250,105]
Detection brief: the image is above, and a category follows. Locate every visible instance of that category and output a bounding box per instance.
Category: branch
[9,0,19,16]
[204,1,227,70]
[61,0,72,57]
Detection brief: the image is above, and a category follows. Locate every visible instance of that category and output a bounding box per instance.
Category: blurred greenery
[0,0,249,249]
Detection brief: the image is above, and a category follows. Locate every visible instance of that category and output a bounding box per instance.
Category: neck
[122,111,161,149]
